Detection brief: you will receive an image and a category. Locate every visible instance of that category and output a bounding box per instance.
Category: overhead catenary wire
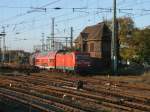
[0,0,149,52]
[1,4,150,32]
[3,7,150,41]
[0,0,62,23]
[1,0,149,27]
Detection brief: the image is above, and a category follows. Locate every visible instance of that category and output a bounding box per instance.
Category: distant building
[0,50,30,64]
[74,22,112,69]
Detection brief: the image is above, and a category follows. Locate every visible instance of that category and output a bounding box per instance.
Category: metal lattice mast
[70,27,73,49]
[51,18,55,51]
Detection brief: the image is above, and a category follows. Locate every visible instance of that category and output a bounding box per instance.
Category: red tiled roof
[74,22,105,42]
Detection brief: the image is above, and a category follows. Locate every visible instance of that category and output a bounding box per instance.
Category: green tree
[105,17,135,61]
[132,28,150,63]
[105,17,150,63]
[117,17,136,61]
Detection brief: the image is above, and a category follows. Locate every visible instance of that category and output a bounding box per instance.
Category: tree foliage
[117,17,135,60]
[105,17,150,63]
[132,28,150,63]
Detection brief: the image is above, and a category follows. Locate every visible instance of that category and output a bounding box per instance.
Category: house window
[90,43,94,52]
[83,43,88,52]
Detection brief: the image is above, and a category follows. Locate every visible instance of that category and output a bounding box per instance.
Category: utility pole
[46,36,51,51]
[1,26,6,63]
[51,18,55,51]
[111,0,117,73]
[70,27,73,49]
[8,47,11,63]
[65,37,68,48]
[47,26,73,51]
[0,37,2,63]
[0,37,1,50]
[41,33,45,51]
[0,27,6,63]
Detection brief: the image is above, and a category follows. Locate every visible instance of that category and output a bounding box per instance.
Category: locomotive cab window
[76,55,90,60]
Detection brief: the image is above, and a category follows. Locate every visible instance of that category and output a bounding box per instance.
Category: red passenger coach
[35,51,57,69]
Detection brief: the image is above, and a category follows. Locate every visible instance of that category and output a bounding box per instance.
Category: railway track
[0,73,150,112]
[56,78,150,103]
[0,76,108,112]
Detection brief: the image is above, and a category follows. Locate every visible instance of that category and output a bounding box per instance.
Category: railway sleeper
[0,87,98,112]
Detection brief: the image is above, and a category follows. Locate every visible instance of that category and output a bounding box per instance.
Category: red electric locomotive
[32,50,91,73]
[56,51,91,73]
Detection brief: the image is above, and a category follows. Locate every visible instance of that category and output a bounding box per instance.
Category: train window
[49,59,54,62]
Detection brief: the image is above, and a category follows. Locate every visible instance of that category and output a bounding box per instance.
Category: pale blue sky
[0,0,150,52]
